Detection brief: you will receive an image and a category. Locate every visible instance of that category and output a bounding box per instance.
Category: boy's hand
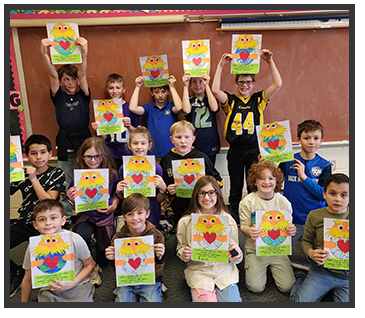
[308,248,329,265]
[287,224,297,237]
[135,76,144,87]
[168,75,177,87]
[260,49,273,63]
[202,72,210,86]
[122,117,131,129]
[167,183,178,195]
[154,243,165,260]
[292,159,307,181]
[49,279,76,292]
[248,226,261,240]
[40,38,52,55]
[23,166,37,181]
[66,186,78,203]
[105,246,116,260]
[116,180,128,197]
[182,72,191,87]
[182,246,192,260]
[75,37,88,55]
[219,53,233,67]
[154,175,167,193]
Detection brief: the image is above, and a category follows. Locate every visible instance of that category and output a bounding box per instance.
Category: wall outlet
[329,160,336,171]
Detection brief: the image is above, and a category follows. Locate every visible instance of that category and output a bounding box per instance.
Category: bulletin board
[9,9,350,155]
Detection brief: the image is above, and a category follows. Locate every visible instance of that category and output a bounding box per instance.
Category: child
[116,126,167,228]
[159,120,223,226]
[41,37,92,226]
[290,173,349,302]
[129,75,183,160]
[10,134,65,298]
[67,137,120,283]
[176,176,242,302]
[91,73,142,170]
[212,49,282,224]
[279,120,332,243]
[21,199,95,302]
[105,193,165,302]
[239,160,296,294]
[182,72,220,166]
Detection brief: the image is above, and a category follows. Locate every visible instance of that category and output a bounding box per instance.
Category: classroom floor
[9,228,331,304]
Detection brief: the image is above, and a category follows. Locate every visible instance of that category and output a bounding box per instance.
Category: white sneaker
[89,264,102,286]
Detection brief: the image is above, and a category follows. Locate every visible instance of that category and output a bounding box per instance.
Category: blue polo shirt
[141,101,178,157]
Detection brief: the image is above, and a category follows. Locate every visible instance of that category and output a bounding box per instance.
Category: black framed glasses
[197,190,217,198]
[237,80,254,86]
[83,155,101,161]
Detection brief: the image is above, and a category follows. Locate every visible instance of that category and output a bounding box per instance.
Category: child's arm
[260,49,282,100]
[203,73,219,112]
[76,37,89,96]
[307,248,329,265]
[182,72,192,114]
[20,270,32,302]
[97,194,120,214]
[105,246,116,261]
[154,243,165,261]
[212,53,232,104]
[48,256,95,292]
[154,175,167,204]
[91,122,107,140]
[241,225,261,240]
[40,38,59,96]
[169,75,183,114]
[129,76,146,116]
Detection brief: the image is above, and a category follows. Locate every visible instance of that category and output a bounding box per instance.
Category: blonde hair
[170,120,195,136]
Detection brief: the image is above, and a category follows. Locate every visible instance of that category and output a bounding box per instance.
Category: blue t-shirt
[141,101,178,157]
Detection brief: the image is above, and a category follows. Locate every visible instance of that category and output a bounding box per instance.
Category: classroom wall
[14,20,349,155]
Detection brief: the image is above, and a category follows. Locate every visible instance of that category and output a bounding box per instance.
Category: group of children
[9,35,349,303]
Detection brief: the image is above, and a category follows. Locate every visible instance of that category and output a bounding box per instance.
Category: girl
[116,126,167,228]
[176,176,242,302]
[67,137,120,284]
[182,72,220,166]
[239,160,296,294]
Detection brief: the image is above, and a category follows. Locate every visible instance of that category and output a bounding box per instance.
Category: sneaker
[89,264,102,286]
[10,266,25,298]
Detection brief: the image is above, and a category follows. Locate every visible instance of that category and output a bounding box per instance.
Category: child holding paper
[67,137,120,284]
[290,173,349,302]
[182,72,220,166]
[105,193,165,302]
[91,73,142,170]
[239,160,296,294]
[116,126,167,228]
[21,199,95,302]
[176,175,242,302]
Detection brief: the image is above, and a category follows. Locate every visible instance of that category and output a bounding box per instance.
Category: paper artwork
[114,235,155,286]
[93,98,125,135]
[323,218,349,270]
[74,169,109,213]
[256,120,294,163]
[10,135,24,182]
[29,232,75,288]
[255,210,292,256]
[46,22,82,64]
[191,213,230,263]
[139,54,169,87]
[182,39,210,77]
[171,158,205,198]
[231,34,262,74]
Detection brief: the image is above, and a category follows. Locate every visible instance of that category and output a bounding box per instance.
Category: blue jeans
[191,284,242,302]
[290,263,349,302]
[115,282,162,302]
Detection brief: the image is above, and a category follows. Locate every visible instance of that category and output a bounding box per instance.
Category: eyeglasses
[83,155,101,161]
[197,190,217,198]
[237,80,254,86]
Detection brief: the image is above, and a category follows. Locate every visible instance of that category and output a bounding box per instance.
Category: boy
[290,173,349,302]
[279,120,332,242]
[10,134,66,297]
[159,120,223,225]
[212,49,282,224]
[91,73,142,170]
[182,72,220,166]
[41,37,92,226]
[105,193,165,302]
[129,75,183,160]
[21,199,95,302]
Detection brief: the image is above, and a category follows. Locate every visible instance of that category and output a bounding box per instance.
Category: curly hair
[246,160,284,193]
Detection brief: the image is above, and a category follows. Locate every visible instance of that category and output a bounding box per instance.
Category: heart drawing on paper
[338,240,349,254]
[59,40,70,51]
[239,51,250,61]
[268,229,280,241]
[204,232,217,244]
[86,188,98,199]
[192,57,202,66]
[103,113,114,122]
[132,174,143,184]
[183,174,195,185]
[128,257,141,270]
[151,70,160,78]
[44,256,60,269]
[268,139,279,150]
